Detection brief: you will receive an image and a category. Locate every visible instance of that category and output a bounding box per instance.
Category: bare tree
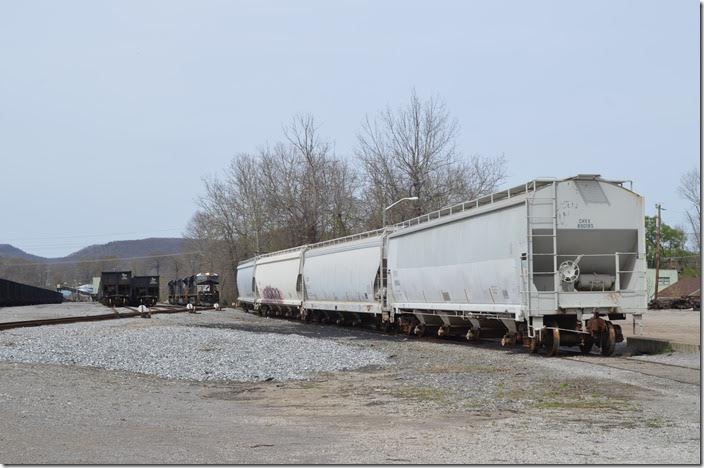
[285,114,328,243]
[322,158,363,237]
[356,89,506,227]
[187,98,507,300]
[227,153,266,253]
[678,168,701,253]
[254,114,361,246]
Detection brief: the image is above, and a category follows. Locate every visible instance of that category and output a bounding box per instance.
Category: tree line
[185,90,507,303]
[645,168,701,278]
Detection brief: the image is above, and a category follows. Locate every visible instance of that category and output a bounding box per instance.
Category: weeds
[393,385,452,403]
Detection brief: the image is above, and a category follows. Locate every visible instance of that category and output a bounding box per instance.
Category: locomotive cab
[194,272,220,306]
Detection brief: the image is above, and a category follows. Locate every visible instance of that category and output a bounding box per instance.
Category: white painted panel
[555,180,643,231]
[255,250,303,305]
[387,203,527,312]
[551,180,646,308]
[304,236,382,307]
[236,259,256,304]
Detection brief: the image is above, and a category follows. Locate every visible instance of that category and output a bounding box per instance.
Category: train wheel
[600,322,616,356]
[529,335,541,354]
[500,333,517,347]
[413,324,426,337]
[580,335,594,355]
[545,328,560,357]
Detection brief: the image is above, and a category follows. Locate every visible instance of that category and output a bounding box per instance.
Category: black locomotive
[168,272,219,306]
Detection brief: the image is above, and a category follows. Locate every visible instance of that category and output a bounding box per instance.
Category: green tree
[645,216,689,268]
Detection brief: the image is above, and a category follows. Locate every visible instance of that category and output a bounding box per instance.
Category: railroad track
[558,354,701,385]
[245,310,701,386]
[0,304,194,330]
[402,331,700,385]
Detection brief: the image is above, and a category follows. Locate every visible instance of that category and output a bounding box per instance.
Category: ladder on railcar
[522,180,558,332]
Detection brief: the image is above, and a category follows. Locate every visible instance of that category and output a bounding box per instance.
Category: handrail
[257,245,307,260]
[306,228,386,251]
[238,228,386,264]
[239,175,630,267]
[392,178,556,230]
[531,252,640,257]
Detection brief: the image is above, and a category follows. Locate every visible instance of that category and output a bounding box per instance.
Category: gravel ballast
[0,308,699,464]
[0,321,388,382]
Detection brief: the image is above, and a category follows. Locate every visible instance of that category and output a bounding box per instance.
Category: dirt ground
[0,306,700,464]
[620,309,701,345]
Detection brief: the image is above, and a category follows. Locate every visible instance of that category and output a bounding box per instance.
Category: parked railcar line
[241,307,597,357]
[238,175,649,357]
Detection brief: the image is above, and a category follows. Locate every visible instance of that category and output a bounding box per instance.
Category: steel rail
[0,306,193,330]
[240,309,698,382]
[558,355,700,385]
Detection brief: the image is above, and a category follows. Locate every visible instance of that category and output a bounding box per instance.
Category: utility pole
[654,203,663,301]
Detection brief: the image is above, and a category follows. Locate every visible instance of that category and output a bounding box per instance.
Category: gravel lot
[0,302,109,323]
[0,321,387,382]
[0,306,700,464]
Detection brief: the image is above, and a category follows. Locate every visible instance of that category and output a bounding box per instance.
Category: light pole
[382,197,419,227]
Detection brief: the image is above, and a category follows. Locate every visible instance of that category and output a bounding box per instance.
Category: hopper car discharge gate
[236,175,647,356]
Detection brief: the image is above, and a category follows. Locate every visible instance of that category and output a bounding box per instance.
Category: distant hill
[0,244,47,262]
[0,238,186,263]
[62,238,186,261]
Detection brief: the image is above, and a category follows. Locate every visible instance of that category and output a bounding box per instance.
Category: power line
[0,251,202,267]
[0,228,184,243]
[4,242,153,251]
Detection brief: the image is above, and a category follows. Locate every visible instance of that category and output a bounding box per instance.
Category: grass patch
[655,344,674,354]
[495,380,636,411]
[424,363,511,374]
[393,385,452,403]
[645,417,668,428]
[533,397,633,411]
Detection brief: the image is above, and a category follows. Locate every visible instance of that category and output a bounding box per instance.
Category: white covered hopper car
[237,175,647,356]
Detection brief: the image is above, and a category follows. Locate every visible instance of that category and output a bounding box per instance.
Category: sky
[0,0,699,258]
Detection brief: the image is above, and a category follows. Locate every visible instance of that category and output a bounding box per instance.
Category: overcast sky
[0,0,699,258]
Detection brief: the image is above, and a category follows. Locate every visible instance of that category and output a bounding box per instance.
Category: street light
[382,197,419,227]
